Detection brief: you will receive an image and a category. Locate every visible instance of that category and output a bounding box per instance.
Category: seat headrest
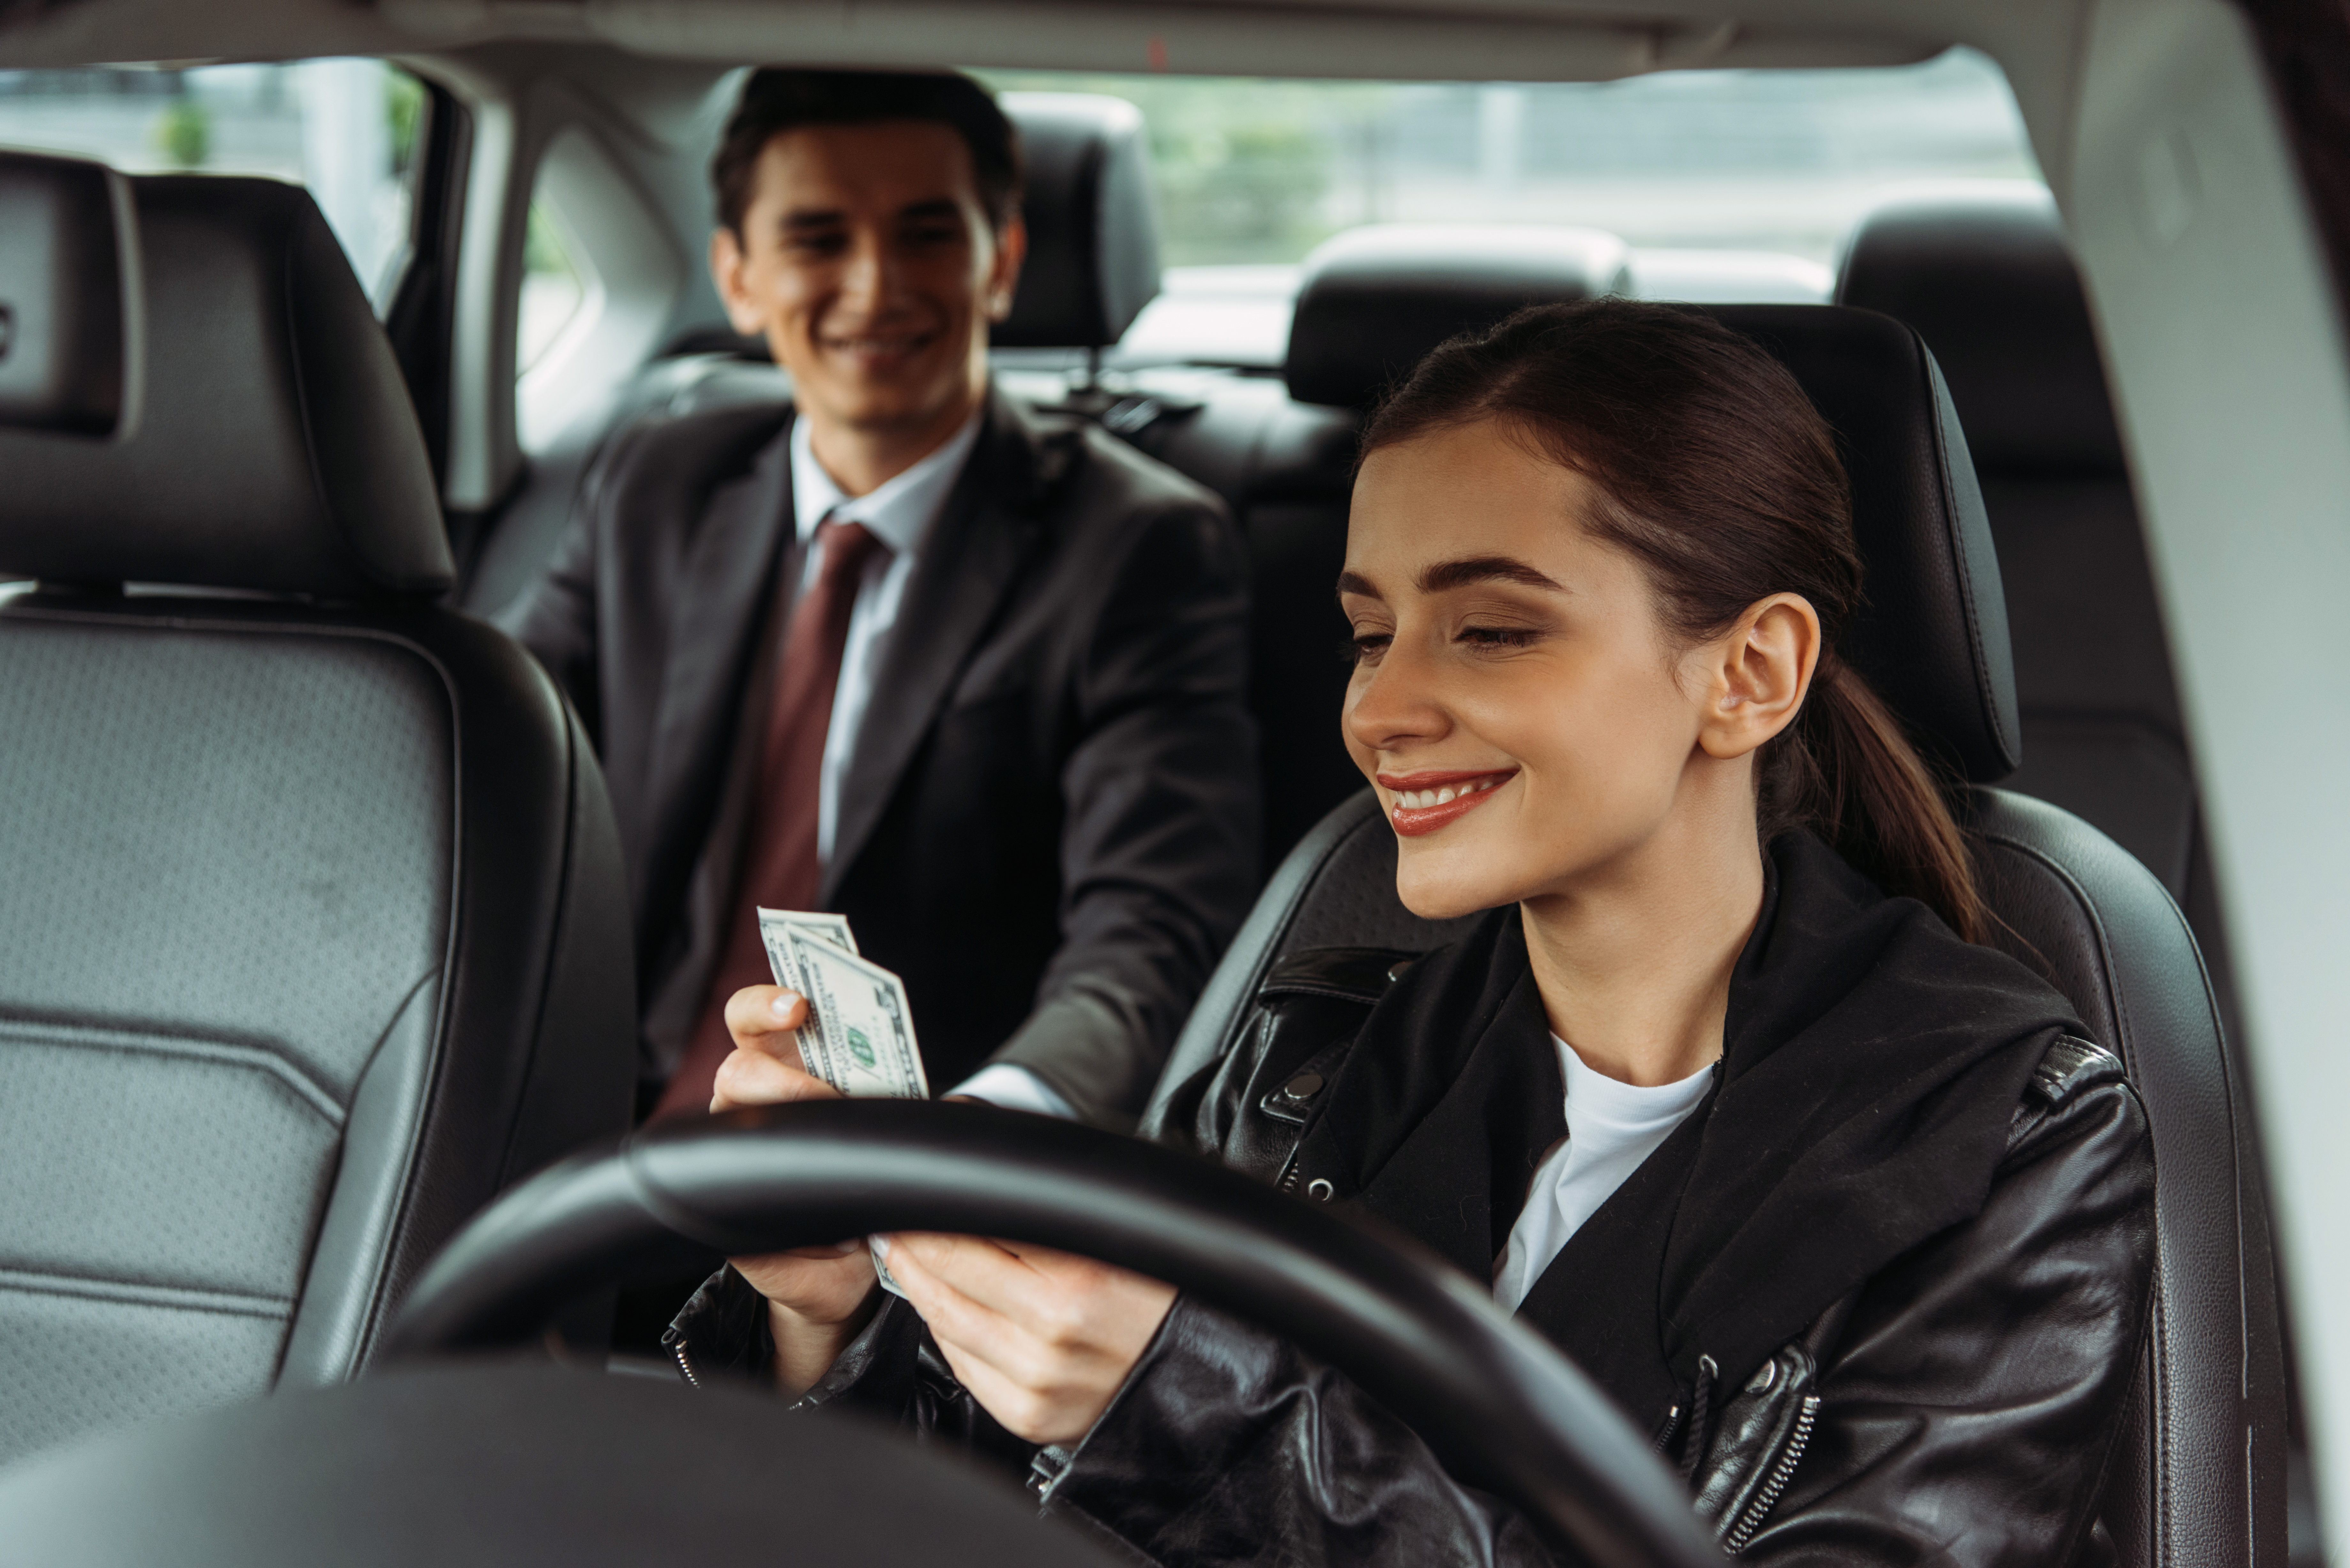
[1835,189,2125,475]
[0,176,453,597]
[1711,304,2021,782]
[994,93,1162,350]
[0,150,141,439]
[1284,224,1632,410]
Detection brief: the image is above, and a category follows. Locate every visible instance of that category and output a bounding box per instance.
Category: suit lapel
[643,415,798,874]
[822,390,1055,902]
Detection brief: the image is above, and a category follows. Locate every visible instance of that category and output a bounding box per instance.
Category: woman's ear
[1696,593,1822,760]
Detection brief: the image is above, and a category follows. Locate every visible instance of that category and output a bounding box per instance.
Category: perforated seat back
[0,170,635,1465]
[1147,304,2286,1568]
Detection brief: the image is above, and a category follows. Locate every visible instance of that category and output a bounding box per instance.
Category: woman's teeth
[1393,777,1505,810]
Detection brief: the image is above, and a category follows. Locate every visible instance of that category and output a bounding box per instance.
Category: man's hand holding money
[713,984,881,1398]
[716,912,1173,1439]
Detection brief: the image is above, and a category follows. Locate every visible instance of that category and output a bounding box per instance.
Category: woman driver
[673,300,2156,1566]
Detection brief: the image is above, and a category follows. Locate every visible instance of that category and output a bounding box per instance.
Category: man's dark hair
[712,68,1023,236]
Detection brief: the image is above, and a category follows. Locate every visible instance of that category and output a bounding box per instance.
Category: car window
[513,124,689,454]
[520,200,589,376]
[0,61,429,311]
[981,46,2043,366]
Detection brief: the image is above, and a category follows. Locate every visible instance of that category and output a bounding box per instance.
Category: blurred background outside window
[981,48,2042,365]
[520,201,588,375]
[0,61,426,311]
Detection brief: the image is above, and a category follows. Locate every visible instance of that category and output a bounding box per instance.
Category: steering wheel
[379,1099,1718,1568]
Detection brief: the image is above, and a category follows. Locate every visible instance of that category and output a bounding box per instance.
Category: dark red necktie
[655,517,888,1119]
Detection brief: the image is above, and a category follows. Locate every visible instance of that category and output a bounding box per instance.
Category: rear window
[982,47,2036,272]
[0,61,429,311]
[981,47,2042,365]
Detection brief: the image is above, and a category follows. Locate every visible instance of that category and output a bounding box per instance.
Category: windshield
[0,61,428,310]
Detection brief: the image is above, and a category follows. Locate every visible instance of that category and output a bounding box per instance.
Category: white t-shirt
[1491,1039,1716,1312]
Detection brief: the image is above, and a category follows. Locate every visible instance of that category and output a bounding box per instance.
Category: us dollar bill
[755,907,858,996]
[782,926,930,1101]
[752,908,922,1298]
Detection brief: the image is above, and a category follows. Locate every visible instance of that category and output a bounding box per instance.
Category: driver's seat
[0,162,637,1464]
[1146,304,2288,1567]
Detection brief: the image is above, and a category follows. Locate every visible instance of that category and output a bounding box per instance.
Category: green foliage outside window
[153,95,210,169]
[387,71,426,177]
[524,204,577,280]
[979,74,1394,265]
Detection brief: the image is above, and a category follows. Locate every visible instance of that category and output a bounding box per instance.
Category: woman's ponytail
[1767,657,1986,942]
[1363,299,1990,941]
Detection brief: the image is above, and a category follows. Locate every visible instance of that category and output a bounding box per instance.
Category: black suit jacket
[498,384,1259,1125]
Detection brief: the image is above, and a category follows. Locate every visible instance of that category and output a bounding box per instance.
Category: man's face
[711,120,1024,440]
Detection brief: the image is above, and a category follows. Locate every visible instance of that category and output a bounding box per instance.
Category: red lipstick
[1375,769,1518,838]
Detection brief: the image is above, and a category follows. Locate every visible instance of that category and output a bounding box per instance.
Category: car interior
[1,0,2346,1564]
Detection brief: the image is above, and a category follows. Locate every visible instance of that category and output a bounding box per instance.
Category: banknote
[782,926,930,1101]
[755,907,858,997]
[752,909,923,1298]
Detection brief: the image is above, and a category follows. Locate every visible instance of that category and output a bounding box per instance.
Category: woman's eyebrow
[1416,555,1567,594]
[1335,569,1383,601]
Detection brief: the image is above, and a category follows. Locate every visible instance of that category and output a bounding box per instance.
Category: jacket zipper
[1723,1394,1819,1553]
[671,1338,702,1388]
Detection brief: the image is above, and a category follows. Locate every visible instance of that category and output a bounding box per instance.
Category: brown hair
[1361,298,1987,941]
[712,68,1022,237]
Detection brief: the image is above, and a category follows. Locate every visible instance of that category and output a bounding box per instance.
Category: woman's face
[1342,419,1778,921]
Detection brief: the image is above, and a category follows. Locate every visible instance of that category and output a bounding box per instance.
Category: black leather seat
[0,167,636,1464]
[1132,223,1632,862]
[992,92,1161,360]
[1835,193,2217,919]
[1146,303,2287,1568]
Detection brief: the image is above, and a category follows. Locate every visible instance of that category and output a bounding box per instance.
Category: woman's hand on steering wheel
[716,985,881,1395]
[716,985,1176,1441]
[876,1233,1176,1446]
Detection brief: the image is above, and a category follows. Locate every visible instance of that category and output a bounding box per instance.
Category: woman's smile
[1377,767,1519,836]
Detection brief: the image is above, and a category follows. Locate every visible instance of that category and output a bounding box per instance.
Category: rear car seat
[1131,224,1632,861]
[0,161,635,1464]
[460,92,1163,619]
[1835,192,2220,926]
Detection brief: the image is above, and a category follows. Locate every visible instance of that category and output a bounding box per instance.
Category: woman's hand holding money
[874,1233,1176,1445]
[716,984,883,1398]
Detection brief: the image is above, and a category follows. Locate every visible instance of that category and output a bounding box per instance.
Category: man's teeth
[1393,778,1505,810]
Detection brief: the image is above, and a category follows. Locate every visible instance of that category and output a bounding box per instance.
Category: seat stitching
[1920,339,2013,770]
[0,1014,346,1126]
[0,1265,292,1320]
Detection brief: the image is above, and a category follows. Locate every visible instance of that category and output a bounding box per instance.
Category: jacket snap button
[1283,1072,1324,1100]
[1306,1178,1335,1202]
[1746,1359,1778,1395]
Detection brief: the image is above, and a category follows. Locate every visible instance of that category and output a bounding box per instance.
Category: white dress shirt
[787,412,1075,1121]
[1491,1038,1715,1312]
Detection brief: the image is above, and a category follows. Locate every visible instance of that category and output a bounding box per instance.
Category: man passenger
[501,68,1258,1128]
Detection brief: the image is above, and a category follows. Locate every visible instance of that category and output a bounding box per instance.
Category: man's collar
[789,402,988,557]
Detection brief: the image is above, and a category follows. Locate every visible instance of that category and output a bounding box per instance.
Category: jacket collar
[822,384,1073,900]
[1307,832,2079,1415]
[641,413,799,910]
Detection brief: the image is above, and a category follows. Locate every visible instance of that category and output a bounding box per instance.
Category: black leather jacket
[671,883,2156,1568]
